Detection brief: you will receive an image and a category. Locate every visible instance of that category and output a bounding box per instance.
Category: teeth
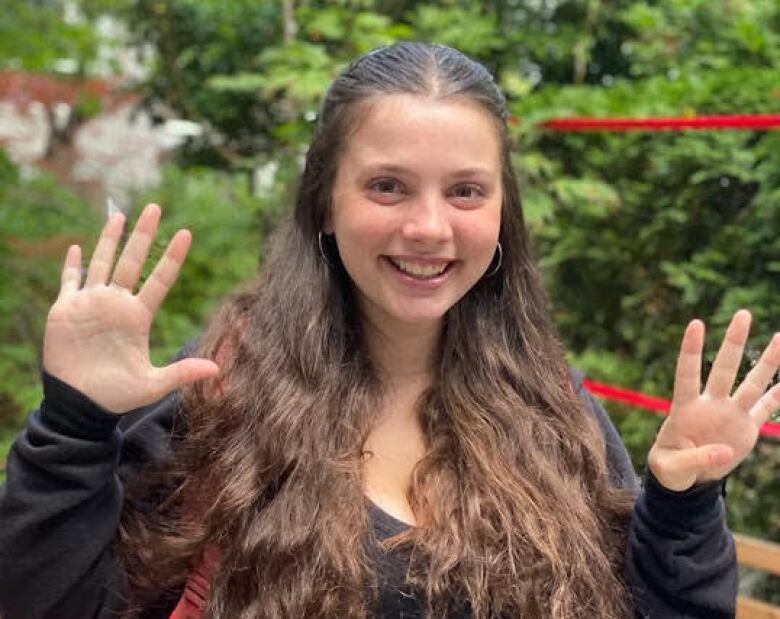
[390,258,449,278]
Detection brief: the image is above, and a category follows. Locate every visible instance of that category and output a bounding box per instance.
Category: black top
[0,371,737,619]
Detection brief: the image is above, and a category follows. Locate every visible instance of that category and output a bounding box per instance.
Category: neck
[362,315,442,390]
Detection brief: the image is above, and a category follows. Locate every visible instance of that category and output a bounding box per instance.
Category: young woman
[1,42,778,619]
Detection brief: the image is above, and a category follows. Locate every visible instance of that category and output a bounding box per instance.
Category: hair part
[118,41,635,618]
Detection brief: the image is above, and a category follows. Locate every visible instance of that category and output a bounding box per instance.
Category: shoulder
[569,367,640,491]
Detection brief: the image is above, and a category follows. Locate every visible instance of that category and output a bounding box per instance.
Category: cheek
[457,210,501,258]
[336,214,384,256]
[331,205,390,277]
[333,195,395,245]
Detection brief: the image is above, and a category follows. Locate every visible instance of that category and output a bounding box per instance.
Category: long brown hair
[119,42,635,618]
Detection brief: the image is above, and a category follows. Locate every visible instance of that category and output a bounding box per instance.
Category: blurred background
[1,0,778,607]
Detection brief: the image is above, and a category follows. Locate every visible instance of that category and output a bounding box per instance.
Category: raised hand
[648,310,780,491]
[43,204,220,414]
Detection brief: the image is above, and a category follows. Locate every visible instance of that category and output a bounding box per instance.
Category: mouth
[385,256,455,280]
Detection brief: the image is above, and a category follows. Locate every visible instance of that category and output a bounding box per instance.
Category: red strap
[582,378,671,412]
[169,545,221,619]
[582,378,780,439]
[541,114,780,132]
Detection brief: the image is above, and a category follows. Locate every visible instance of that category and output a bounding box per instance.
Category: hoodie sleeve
[627,468,736,618]
[0,372,181,619]
[572,371,736,618]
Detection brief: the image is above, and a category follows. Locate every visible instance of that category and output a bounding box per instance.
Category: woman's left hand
[648,309,780,492]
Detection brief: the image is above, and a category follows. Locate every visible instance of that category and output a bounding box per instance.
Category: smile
[386,257,453,280]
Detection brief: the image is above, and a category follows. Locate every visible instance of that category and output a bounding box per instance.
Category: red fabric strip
[169,545,220,619]
[582,378,780,439]
[582,378,671,412]
[541,114,780,132]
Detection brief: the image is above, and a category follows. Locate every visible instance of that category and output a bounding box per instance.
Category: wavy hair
[118,42,635,618]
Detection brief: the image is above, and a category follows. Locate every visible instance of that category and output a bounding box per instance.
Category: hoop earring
[484,242,502,278]
[318,231,332,266]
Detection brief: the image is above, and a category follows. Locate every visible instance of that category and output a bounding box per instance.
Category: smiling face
[327,94,503,332]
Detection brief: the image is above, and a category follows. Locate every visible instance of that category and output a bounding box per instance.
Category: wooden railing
[736,534,780,619]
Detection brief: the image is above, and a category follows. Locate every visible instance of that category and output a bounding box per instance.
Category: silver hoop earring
[318,231,332,266]
[484,242,502,278]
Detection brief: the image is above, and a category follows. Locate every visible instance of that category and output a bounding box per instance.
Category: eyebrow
[360,163,496,180]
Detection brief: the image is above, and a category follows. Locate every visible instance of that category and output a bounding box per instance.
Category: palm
[649,311,780,491]
[45,287,154,399]
[655,395,759,484]
[43,205,219,413]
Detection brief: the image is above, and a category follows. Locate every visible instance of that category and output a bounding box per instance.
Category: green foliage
[409,2,499,57]
[618,0,780,77]
[0,0,101,72]
[516,67,780,122]
[0,152,100,429]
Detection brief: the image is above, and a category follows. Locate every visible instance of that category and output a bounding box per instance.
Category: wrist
[642,466,725,528]
[41,371,122,440]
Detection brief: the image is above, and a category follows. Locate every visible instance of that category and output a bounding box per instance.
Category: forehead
[338,94,502,177]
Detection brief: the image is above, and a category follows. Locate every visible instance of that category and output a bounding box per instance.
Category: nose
[401,192,453,245]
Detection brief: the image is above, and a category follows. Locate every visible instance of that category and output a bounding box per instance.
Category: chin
[395,313,445,326]
[359,290,460,330]
[387,303,454,326]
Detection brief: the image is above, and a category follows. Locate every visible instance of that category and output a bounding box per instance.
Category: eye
[369,178,403,194]
[450,184,485,202]
[367,178,405,204]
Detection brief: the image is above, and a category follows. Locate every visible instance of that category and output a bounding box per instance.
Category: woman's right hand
[43,203,220,414]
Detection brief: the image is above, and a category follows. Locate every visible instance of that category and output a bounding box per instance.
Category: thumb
[154,358,221,395]
[648,443,735,492]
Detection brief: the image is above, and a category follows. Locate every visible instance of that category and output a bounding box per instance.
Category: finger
[84,213,125,287]
[649,443,735,492]
[58,244,82,298]
[110,204,162,291]
[137,229,191,315]
[749,382,780,427]
[733,332,780,410]
[152,358,221,397]
[672,319,705,406]
[705,309,752,399]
